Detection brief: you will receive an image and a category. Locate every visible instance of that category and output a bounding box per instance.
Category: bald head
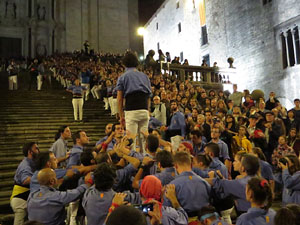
[37,168,56,186]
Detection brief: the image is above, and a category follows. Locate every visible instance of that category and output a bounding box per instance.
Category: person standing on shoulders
[116,51,152,152]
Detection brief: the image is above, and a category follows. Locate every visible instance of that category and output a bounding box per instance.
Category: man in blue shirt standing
[163,101,186,141]
[116,51,152,152]
[10,142,40,225]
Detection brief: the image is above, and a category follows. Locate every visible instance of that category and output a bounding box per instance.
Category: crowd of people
[5,49,300,225]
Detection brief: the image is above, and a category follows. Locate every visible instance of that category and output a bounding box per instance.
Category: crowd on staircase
[3,49,300,225]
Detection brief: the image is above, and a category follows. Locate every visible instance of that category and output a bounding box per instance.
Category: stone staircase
[0,72,116,220]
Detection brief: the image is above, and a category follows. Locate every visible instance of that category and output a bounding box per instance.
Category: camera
[133,203,153,215]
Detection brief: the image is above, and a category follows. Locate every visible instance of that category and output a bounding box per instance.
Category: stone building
[0,0,140,58]
[143,0,300,108]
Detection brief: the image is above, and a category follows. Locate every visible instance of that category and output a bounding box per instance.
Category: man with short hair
[204,143,228,179]
[95,123,114,151]
[207,154,260,215]
[67,130,89,168]
[163,152,211,218]
[265,92,279,110]
[164,101,186,141]
[10,142,40,225]
[209,127,230,166]
[191,129,206,156]
[263,111,282,161]
[292,98,300,121]
[228,84,244,107]
[116,51,152,152]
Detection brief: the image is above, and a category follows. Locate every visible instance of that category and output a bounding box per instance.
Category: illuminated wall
[143,0,300,109]
[143,0,203,65]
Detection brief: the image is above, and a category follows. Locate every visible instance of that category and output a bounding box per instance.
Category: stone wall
[144,0,300,109]
[0,0,140,57]
[205,0,300,108]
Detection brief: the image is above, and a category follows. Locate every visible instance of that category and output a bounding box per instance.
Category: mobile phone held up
[133,203,154,215]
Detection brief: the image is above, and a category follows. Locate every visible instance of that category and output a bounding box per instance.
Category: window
[201,26,208,45]
[156,22,158,30]
[287,29,295,66]
[262,0,272,5]
[178,23,181,33]
[176,1,180,9]
[180,52,183,62]
[157,42,160,52]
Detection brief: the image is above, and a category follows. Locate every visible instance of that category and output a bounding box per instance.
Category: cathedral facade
[0,0,140,58]
[144,0,300,108]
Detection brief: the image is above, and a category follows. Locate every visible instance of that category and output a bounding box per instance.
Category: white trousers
[125,109,149,152]
[72,98,84,121]
[37,74,43,90]
[8,75,18,90]
[104,97,109,110]
[220,206,234,225]
[81,83,90,101]
[108,97,118,116]
[10,197,27,225]
[91,85,101,99]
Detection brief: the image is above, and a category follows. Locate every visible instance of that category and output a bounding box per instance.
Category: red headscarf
[140,175,162,201]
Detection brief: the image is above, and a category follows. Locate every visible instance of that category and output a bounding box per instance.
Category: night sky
[138,0,165,26]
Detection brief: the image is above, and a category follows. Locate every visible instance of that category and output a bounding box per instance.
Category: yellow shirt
[233,135,252,152]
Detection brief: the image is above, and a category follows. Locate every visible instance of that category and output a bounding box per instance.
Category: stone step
[0,75,117,214]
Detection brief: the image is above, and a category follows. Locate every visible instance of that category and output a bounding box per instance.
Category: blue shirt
[209,139,230,161]
[236,207,276,225]
[113,164,137,192]
[192,167,209,178]
[67,145,83,169]
[193,142,206,156]
[160,206,188,225]
[149,116,163,129]
[95,136,109,146]
[211,219,229,225]
[260,160,274,181]
[27,184,88,225]
[115,68,152,97]
[30,169,67,193]
[281,169,300,205]
[82,187,141,225]
[14,157,35,185]
[67,85,87,96]
[154,167,176,186]
[81,70,91,84]
[169,111,186,137]
[209,157,228,179]
[213,175,254,212]
[49,137,68,167]
[163,171,211,214]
